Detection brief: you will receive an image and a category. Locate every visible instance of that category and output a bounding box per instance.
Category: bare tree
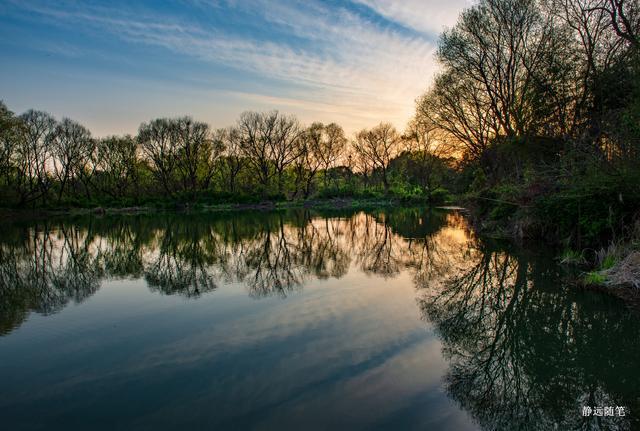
[293,123,323,198]
[267,112,302,195]
[215,127,244,193]
[403,117,452,197]
[602,0,639,46]
[352,123,403,193]
[317,123,347,188]
[547,0,627,135]
[236,111,302,196]
[236,111,273,192]
[417,71,494,160]
[173,117,223,195]
[139,117,223,196]
[0,102,23,188]
[437,0,562,138]
[138,118,177,195]
[95,135,139,199]
[50,118,95,202]
[16,110,56,205]
[293,122,347,197]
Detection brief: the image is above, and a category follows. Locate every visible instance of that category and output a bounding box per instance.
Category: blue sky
[0,0,471,136]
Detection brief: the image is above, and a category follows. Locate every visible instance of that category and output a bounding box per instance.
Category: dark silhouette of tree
[15,110,55,206]
[236,111,302,195]
[95,135,140,200]
[215,127,245,194]
[0,102,23,192]
[417,242,640,430]
[51,118,95,202]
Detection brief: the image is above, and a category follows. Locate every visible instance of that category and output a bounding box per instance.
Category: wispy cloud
[3,0,468,133]
[352,0,473,36]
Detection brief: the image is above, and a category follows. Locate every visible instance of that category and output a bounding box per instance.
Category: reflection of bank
[0,208,449,335]
[417,243,639,431]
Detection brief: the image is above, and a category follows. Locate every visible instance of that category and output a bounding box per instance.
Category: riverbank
[0,197,444,221]
[459,164,640,294]
[4,196,637,303]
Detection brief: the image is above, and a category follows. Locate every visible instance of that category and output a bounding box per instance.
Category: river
[0,208,637,430]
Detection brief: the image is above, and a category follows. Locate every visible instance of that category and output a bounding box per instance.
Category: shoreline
[3,200,636,305]
[0,197,456,221]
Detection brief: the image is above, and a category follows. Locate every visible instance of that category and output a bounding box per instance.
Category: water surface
[0,209,638,430]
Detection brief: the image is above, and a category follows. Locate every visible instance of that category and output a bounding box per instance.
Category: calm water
[0,208,638,430]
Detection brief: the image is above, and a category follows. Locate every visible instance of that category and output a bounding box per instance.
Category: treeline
[416,0,640,247]
[0,105,455,208]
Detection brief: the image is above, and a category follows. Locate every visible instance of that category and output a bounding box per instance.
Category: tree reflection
[417,240,640,430]
[242,215,302,297]
[0,221,103,334]
[0,209,447,332]
[144,220,221,297]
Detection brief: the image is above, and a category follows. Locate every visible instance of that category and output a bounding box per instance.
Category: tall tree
[236,111,273,192]
[437,0,563,138]
[236,111,302,196]
[317,123,347,187]
[51,118,95,202]
[173,117,223,195]
[352,123,403,193]
[16,110,56,205]
[95,135,139,200]
[0,102,23,189]
[293,123,324,198]
[138,118,179,196]
[266,112,302,195]
[215,127,244,194]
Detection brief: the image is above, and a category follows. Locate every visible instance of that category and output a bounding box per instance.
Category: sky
[0,0,471,137]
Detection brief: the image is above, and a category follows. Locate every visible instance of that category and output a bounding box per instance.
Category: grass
[559,249,586,265]
[580,226,640,289]
[584,271,606,285]
[601,254,617,270]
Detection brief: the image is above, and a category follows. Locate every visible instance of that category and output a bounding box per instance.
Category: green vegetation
[585,271,607,285]
[412,0,640,289]
[0,108,456,211]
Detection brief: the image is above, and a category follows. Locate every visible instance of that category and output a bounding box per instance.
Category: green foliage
[584,271,606,286]
[413,0,640,253]
[601,254,617,271]
[469,168,487,194]
[428,187,450,205]
[534,169,640,246]
[0,99,463,210]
